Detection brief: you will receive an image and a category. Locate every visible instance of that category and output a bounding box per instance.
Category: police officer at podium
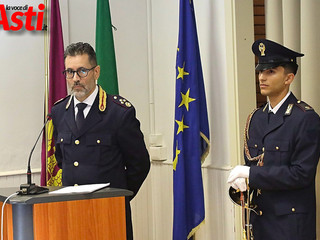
[228,39,320,240]
[51,42,150,240]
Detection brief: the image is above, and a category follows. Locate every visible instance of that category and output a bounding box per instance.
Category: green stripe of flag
[96,0,118,95]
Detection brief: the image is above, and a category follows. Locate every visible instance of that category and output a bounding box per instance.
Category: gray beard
[71,89,87,101]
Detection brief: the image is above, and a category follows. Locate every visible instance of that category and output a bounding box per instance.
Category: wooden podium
[0,186,132,240]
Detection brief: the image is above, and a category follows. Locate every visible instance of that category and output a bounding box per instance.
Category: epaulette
[53,95,70,106]
[112,95,132,108]
[295,100,314,112]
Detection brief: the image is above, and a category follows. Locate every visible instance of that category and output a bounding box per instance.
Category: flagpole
[146,0,155,135]
[43,0,50,185]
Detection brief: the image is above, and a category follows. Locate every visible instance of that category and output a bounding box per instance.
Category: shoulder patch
[295,100,314,112]
[112,95,132,108]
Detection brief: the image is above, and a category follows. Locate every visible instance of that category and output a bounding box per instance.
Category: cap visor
[255,63,280,71]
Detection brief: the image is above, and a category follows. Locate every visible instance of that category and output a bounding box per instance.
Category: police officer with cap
[228,39,320,240]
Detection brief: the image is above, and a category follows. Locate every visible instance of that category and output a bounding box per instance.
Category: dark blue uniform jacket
[51,87,150,240]
[246,93,320,240]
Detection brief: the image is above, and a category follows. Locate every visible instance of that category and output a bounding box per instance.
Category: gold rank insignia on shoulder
[99,86,107,112]
[296,100,314,112]
[285,104,293,115]
[125,102,132,107]
[112,95,132,108]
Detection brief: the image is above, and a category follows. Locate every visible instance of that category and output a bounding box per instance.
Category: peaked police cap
[252,39,304,71]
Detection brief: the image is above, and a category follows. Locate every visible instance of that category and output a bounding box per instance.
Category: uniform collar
[268,91,291,114]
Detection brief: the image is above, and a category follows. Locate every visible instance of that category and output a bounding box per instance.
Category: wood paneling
[255,34,266,40]
[254,16,265,25]
[0,203,13,240]
[254,25,266,35]
[254,0,265,5]
[0,196,126,240]
[33,197,126,240]
[254,6,265,15]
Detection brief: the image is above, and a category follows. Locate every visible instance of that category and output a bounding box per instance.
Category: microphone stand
[19,115,51,195]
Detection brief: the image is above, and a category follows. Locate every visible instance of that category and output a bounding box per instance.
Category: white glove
[230,177,247,192]
[227,165,250,183]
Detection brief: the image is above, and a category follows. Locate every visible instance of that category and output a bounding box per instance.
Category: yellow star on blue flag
[177,62,189,80]
[178,88,196,111]
[173,145,181,171]
[175,116,189,135]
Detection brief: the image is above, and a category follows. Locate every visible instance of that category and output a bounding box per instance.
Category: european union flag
[173,0,210,239]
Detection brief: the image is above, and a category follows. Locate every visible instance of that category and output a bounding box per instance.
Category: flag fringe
[187,219,205,239]
[200,131,210,164]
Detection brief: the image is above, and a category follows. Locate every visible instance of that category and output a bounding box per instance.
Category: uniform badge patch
[66,95,72,109]
[99,86,107,112]
[285,104,293,115]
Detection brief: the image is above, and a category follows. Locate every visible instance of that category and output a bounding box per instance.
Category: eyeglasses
[62,66,96,79]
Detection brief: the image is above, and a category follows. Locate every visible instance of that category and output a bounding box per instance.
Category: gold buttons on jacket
[292,208,296,212]
[74,161,79,167]
[75,140,80,145]
[254,144,258,148]
[60,138,63,142]
[262,147,265,152]
[97,140,101,144]
[74,184,78,186]
[275,146,279,150]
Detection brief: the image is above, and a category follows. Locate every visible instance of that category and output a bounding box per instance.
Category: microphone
[19,114,52,195]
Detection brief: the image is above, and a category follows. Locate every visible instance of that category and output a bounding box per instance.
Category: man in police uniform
[228,39,320,239]
[51,42,150,240]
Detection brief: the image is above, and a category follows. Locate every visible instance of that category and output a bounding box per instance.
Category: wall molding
[0,168,41,177]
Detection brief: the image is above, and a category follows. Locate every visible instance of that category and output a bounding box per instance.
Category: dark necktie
[76,103,87,130]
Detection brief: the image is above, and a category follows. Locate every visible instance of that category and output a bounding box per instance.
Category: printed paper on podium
[49,183,110,194]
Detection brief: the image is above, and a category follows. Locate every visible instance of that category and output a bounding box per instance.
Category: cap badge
[259,43,266,56]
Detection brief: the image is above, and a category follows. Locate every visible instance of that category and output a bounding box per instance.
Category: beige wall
[3,0,320,239]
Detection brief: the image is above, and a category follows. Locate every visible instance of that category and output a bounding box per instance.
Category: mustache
[72,81,85,89]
